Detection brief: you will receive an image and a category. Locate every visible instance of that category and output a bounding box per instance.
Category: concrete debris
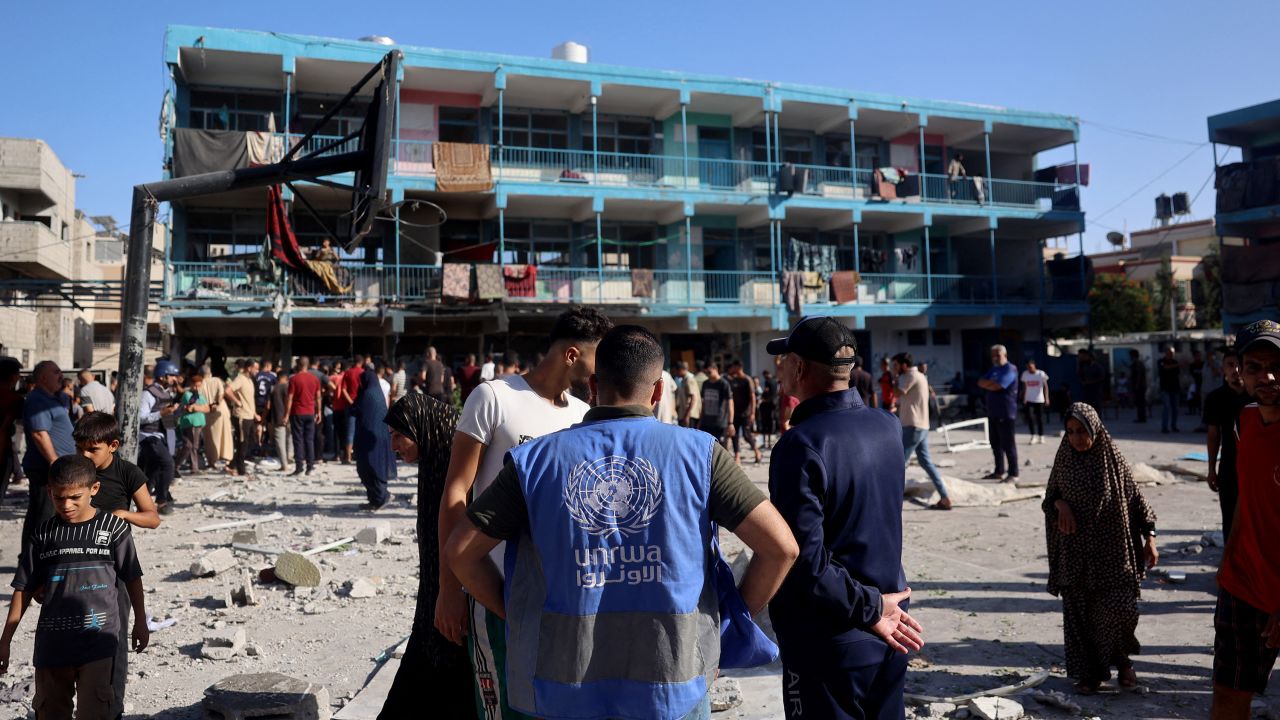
[231,529,259,545]
[1132,463,1177,485]
[194,512,286,534]
[231,569,258,607]
[202,672,330,720]
[346,578,378,599]
[245,642,263,657]
[201,627,246,661]
[0,679,34,703]
[968,696,1024,720]
[355,522,391,546]
[1180,543,1205,555]
[274,552,322,587]
[926,702,957,718]
[1028,689,1081,714]
[1202,531,1226,548]
[191,548,238,578]
[709,676,742,712]
[905,473,1040,508]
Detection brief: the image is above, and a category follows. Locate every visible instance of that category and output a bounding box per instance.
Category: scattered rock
[201,627,246,661]
[927,701,957,718]
[346,578,377,599]
[274,552,321,587]
[709,676,742,712]
[968,696,1023,720]
[245,642,263,657]
[231,569,257,607]
[1202,531,1226,548]
[190,548,238,578]
[202,672,330,720]
[1180,543,1205,555]
[1029,689,1081,714]
[355,521,391,545]
[231,529,259,545]
[1132,463,1176,485]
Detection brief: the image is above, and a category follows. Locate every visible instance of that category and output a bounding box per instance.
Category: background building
[0,137,163,371]
[156,25,1090,381]
[1208,98,1280,331]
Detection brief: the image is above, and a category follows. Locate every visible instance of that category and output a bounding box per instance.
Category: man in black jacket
[766,317,923,720]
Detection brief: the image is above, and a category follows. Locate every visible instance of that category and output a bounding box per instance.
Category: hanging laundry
[433,142,493,192]
[265,186,309,272]
[502,265,537,298]
[442,263,472,300]
[786,237,837,278]
[475,264,504,299]
[972,176,986,205]
[831,271,861,303]
[631,268,655,298]
[172,129,248,177]
[780,271,803,314]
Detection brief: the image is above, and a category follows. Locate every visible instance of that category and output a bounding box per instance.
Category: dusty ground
[0,412,1269,719]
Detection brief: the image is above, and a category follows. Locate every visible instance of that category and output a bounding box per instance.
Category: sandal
[1074,681,1100,695]
[928,499,953,511]
[1118,665,1138,688]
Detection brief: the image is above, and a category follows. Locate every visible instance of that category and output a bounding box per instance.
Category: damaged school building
[157,25,1089,379]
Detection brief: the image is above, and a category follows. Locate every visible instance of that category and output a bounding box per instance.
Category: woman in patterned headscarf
[378,393,476,719]
[1044,402,1159,694]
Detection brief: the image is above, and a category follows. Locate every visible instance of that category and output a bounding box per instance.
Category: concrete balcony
[0,221,72,279]
[0,138,70,209]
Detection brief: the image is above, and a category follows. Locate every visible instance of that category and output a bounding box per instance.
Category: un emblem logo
[564,455,664,537]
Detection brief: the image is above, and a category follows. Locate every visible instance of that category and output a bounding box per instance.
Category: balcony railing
[266,134,1074,210]
[166,262,1080,309]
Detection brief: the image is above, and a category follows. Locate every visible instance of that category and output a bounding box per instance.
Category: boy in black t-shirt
[0,455,149,718]
[74,412,161,529]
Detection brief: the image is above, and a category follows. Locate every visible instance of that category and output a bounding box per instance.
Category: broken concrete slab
[190,548,237,578]
[709,676,743,712]
[1132,462,1177,485]
[968,696,1023,720]
[194,512,285,534]
[355,522,391,545]
[347,578,377,599]
[202,672,330,720]
[231,569,257,607]
[274,552,321,587]
[201,627,246,661]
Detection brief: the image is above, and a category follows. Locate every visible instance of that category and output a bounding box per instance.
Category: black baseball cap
[766,317,856,366]
[1236,319,1280,355]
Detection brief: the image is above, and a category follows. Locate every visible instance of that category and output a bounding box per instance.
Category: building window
[932,329,951,346]
[495,109,568,149]
[751,130,814,165]
[189,89,282,132]
[906,329,927,346]
[292,95,370,137]
[584,224,659,269]
[500,221,571,266]
[583,116,654,155]
[439,107,480,143]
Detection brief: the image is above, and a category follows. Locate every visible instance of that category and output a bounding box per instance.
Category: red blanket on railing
[266,186,309,272]
[503,264,537,297]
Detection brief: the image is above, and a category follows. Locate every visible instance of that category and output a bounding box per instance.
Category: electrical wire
[1081,119,1205,147]
[1090,143,1209,222]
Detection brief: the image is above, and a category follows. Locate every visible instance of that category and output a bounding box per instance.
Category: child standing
[177,371,210,476]
[0,454,148,719]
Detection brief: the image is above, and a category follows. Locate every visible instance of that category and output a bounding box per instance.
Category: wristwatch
[1146,529,1158,538]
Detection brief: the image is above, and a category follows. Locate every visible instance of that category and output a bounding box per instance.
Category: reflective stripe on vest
[505,416,719,720]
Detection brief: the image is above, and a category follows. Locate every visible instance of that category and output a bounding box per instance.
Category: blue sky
[1,1,1273,253]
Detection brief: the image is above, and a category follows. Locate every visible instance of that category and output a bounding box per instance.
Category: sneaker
[289,469,303,477]
[1028,436,1037,445]
[305,467,314,477]
[1004,474,1020,483]
[158,503,175,516]
[981,472,1004,480]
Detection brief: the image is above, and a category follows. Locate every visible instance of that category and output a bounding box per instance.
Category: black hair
[727,358,743,369]
[549,306,613,345]
[892,352,914,367]
[595,325,665,398]
[74,411,122,445]
[0,357,21,380]
[49,454,98,489]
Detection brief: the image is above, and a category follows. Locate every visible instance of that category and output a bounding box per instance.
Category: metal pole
[919,124,927,200]
[680,103,689,190]
[284,72,293,156]
[1078,231,1087,303]
[394,205,401,301]
[924,225,933,301]
[116,187,157,462]
[853,222,860,273]
[393,75,402,174]
[849,117,857,189]
[764,106,773,179]
[596,211,604,304]
[990,228,998,302]
[983,130,992,203]
[499,208,506,272]
[591,95,599,182]
[685,215,693,303]
[497,87,504,181]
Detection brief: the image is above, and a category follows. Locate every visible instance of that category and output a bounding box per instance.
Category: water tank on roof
[1155,193,1173,220]
[552,41,589,63]
[359,35,396,45]
[1172,191,1191,215]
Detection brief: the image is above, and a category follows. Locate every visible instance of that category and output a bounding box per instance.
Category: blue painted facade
[1208,99,1280,330]
[157,25,1088,375]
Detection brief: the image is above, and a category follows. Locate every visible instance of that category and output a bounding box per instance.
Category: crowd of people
[0,314,1276,720]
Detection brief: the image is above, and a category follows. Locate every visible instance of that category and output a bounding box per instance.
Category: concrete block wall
[0,308,38,367]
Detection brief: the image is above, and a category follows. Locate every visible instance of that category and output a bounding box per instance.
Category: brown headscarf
[1043,402,1157,596]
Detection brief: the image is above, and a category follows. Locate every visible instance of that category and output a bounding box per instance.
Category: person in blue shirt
[765,317,924,720]
[19,360,76,562]
[978,344,1020,481]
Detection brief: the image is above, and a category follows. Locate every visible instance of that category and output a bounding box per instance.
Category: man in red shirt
[334,354,365,464]
[284,356,323,477]
[1212,319,1280,719]
[457,353,482,403]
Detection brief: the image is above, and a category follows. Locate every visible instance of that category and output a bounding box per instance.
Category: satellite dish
[1106,231,1125,247]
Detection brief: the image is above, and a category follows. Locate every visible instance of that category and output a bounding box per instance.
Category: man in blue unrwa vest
[446,325,799,720]
[767,317,924,719]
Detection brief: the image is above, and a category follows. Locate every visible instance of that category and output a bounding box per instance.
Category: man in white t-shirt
[480,353,497,382]
[1019,358,1049,444]
[895,353,950,510]
[438,307,613,718]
